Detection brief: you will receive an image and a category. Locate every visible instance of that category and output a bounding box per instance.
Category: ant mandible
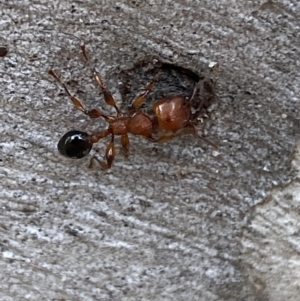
[49,45,218,169]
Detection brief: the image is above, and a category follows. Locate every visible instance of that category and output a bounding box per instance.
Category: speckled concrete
[0,1,299,300]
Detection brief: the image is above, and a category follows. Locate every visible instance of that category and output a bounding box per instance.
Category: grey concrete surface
[0,0,299,300]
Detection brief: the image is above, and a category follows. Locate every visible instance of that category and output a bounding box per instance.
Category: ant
[49,45,218,169]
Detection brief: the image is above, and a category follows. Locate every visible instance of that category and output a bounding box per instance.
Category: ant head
[58,130,93,159]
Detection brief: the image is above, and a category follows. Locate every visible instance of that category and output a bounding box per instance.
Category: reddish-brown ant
[49,45,217,169]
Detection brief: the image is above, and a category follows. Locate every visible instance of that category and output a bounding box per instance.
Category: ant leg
[153,122,218,148]
[185,122,219,149]
[147,132,175,143]
[93,70,122,115]
[187,83,198,105]
[145,135,157,142]
[49,70,111,120]
[156,134,175,143]
[88,130,116,169]
[186,82,206,119]
[88,156,106,169]
[131,80,155,110]
[121,134,129,157]
[191,79,216,119]
[80,45,121,115]
[185,83,206,120]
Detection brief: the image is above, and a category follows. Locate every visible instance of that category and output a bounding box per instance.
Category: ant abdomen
[57,130,92,159]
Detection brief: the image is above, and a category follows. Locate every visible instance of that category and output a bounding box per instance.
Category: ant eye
[58,130,92,159]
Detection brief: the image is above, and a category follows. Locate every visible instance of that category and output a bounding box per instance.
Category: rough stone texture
[0,1,299,300]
